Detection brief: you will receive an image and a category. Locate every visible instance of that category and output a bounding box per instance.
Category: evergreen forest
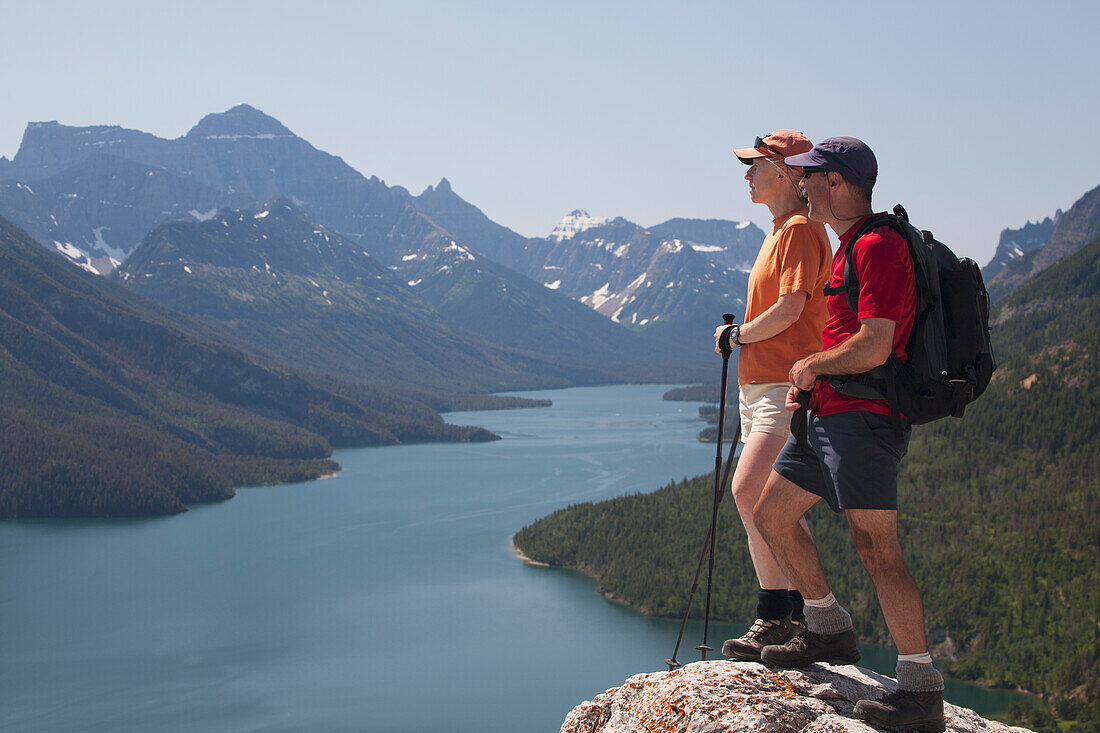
[0,216,533,518]
[514,237,1100,730]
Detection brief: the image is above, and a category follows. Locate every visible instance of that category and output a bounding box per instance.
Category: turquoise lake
[0,385,1022,732]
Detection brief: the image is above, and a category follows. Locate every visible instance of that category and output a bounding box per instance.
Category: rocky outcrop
[561,661,1030,733]
[982,216,1056,285]
[987,184,1100,301]
[0,153,252,272]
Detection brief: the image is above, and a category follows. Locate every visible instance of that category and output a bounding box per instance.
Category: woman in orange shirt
[712,131,831,661]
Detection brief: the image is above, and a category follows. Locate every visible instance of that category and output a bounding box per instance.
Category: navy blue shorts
[772,411,910,513]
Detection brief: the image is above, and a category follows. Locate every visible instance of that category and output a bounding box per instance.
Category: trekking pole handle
[718,314,737,356]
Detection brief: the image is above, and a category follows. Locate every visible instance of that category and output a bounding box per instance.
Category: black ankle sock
[788,589,805,621]
[756,588,793,621]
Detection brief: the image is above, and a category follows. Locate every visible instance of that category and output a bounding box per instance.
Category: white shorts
[738,382,791,442]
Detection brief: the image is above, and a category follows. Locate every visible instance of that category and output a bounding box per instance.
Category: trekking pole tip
[665,658,681,671]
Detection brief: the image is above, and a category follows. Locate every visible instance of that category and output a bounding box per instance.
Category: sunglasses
[800,166,828,177]
[754,136,785,157]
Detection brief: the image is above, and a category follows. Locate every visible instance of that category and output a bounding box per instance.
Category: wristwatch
[730,324,742,347]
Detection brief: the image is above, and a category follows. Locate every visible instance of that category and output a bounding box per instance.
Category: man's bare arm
[788,317,895,390]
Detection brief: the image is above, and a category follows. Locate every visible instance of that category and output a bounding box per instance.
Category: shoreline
[514,552,1036,705]
[510,537,549,567]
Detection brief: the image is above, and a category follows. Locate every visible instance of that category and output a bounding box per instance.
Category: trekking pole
[664,419,740,670]
[665,314,740,671]
[695,313,736,661]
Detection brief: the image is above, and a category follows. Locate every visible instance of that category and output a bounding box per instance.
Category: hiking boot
[721,617,795,662]
[854,688,945,732]
[791,617,807,634]
[759,627,861,667]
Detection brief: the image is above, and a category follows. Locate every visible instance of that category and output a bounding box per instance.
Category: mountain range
[2,103,1099,523]
[0,213,515,518]
[0,104,762,376]
[981,215,1057,285]
[0,153,254,274]
[115,199,661,391]
[984,184,1100,300]
[413,184,765,352]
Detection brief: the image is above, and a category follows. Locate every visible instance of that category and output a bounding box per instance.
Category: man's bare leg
[844,509,928,654]
[845,510,944,729]
[753,469,861,667]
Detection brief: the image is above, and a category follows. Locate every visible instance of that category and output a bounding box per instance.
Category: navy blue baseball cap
[784,136,878,190]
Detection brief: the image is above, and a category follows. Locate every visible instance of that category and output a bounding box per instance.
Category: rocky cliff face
[0,153,252,273]
[561,661,1030,733]
[982,216,1056,285]
[986,184,1100,301]
[413,178,759,350]
[2,105,411,250]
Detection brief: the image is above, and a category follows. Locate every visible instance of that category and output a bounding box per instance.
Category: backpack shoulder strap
[821,214,902,314]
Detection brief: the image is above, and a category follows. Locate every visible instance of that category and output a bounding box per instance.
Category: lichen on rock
[560,661,1031,733]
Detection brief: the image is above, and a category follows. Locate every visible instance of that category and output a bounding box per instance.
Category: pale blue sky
[2,0,1096,262]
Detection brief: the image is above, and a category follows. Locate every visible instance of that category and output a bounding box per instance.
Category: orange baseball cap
[733,130,814,164]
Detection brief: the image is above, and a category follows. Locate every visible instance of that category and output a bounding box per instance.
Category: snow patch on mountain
[583,283,613,309]
[201,133,290,141]
[444,242,476,261]
[549,209,610,242]
[690,243,724,253]
[581,272,649,322]
[54,240,83,261]
[90,226,126,261]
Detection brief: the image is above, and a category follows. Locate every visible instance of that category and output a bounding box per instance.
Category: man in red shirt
[752,138,945,733]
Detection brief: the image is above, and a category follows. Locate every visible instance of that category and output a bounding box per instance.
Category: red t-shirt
[811,217,916,417]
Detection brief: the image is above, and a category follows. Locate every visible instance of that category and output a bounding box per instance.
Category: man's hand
[789,354,818,390]
[785,385,802,411]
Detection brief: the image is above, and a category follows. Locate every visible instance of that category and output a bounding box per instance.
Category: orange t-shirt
[738,208,832,385]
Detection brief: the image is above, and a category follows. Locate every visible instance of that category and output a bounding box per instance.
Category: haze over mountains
[6,102,1094,354]
[2,103,1099,519]
[0,104,763,366]
[983,183,1100,300]
[0,103,771,516]
[116,199,655,391]
[0,214,511,517]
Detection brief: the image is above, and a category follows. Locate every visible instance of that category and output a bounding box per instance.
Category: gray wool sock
[896,661,945,692]
[802,595,853,635]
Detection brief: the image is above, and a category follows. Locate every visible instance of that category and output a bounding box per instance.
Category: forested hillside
[515,237,1100,729]
[0,215,510,518]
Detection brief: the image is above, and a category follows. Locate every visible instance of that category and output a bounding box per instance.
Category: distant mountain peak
[550,210,610,242]
[185,104,294,141]
[420,178,454,197]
